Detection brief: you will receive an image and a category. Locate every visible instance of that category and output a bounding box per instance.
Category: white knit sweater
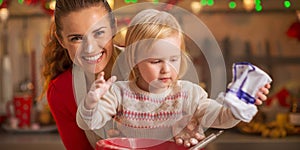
[77,80,239,140]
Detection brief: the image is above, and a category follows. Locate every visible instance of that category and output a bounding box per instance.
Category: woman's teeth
[82,52,103,61]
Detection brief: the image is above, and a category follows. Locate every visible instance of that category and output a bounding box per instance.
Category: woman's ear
[55,31,66,49]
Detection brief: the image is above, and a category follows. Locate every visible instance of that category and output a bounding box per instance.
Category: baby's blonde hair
[125,9,188,80]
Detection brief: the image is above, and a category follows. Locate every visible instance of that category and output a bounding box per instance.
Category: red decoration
[266,88,290,108]
[13,94,33,127]
[287,21,300,41]
[117,17,131,25]
[160,0,183,11]
[24,0,40,6]
[0,0,10,9]
[40,0,54,16]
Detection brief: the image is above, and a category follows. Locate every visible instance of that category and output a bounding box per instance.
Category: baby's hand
[85,72,117,109]
[255,83,271,105]
[174,118,205,148]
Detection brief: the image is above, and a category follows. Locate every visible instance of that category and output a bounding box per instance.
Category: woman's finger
[257,92,267,101]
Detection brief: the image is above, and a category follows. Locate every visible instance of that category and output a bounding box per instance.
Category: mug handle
[6,100,14,118]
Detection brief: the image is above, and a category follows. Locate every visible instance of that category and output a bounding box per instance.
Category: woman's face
[59,6,114,74]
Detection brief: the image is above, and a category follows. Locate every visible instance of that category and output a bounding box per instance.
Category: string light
[284,0,291,8]
[107,0,114,9]
[49,0,56,10]
[228,1,237,9]
[0,7,9,22]
[200,0,207,6]
[255,0,263,12]
[207,0,214,6]
[191,1,202,14]
[18,0,24,4]
[153,0,159,4]
[201,0,214,6]
[243,0,255,12]
[124,0,137,3]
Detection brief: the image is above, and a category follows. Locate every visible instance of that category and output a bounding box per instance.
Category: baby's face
[136,36,182,93]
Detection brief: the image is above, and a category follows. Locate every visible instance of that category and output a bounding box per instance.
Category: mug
[7,93,33,128]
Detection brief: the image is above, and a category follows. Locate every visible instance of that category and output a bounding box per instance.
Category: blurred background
[0,0,300,150]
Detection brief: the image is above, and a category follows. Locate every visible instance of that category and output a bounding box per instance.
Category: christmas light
[0,7,9,21]
[191,1,202,13]
[107,0,114,9]
[125,0,137,3]
[18,0,24,4]
[207,0,214,6]
[200,0,207,6]
[49,0,56,10]
[229,1,236,9]
[153,0,159,4]
[243,0,255,12]
[0,0,3,5]
[284,0,291,8]
[255,0,262,12]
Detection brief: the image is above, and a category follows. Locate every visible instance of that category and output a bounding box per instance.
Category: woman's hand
[85,72,117,109]
[255,83,271,105]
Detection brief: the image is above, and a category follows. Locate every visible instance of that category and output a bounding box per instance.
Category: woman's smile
[82,51,105,64]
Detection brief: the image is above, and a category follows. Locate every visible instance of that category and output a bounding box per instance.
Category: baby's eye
[170,56,180,62]
[150,60,161,64]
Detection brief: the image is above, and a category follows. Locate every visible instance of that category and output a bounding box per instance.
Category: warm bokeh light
[228,1,236,9]
[243,0,255,12]
[0,7,9,22]
[191,1,202,14]
[49,0,56,10]
[284,0,291,8]
[107,0,114,9]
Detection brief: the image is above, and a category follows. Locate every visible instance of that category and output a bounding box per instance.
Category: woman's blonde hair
[40,0,117,99]
[125,9,188,80]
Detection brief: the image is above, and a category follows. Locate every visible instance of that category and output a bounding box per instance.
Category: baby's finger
[96,72,105,81]
[107,76,117,84]
[175,138,183,145]
[189,138,198,145]
[194,132,205,141]
[184,140,191,148]
[94,72,106,85]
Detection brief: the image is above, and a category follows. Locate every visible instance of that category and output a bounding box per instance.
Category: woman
[41,0,118,149]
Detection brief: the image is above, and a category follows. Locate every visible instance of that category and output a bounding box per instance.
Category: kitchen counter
[205,129,300,150]
[0,128,299,150]
[0,128,65,150]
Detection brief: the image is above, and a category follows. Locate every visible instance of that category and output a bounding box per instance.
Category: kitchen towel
[217,62,272,122]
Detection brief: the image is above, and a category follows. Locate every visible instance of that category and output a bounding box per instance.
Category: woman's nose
[82,36,98,53]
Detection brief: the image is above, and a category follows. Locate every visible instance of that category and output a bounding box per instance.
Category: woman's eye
[70,36,83,42]
[94,30,105,38]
